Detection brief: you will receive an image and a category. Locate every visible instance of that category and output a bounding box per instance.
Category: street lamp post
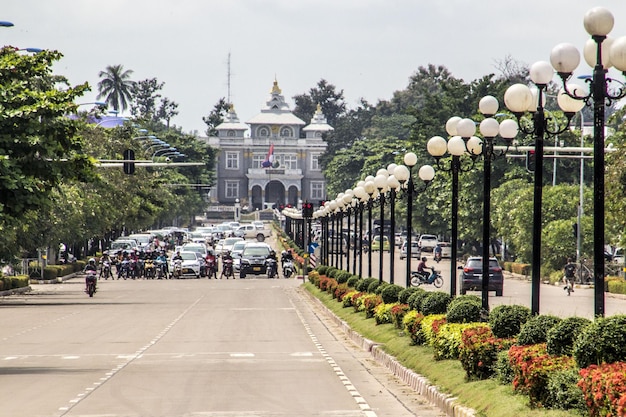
[428,119,477,298]
[386,168,400,285]
[550,6,626,317]
[504,62,581,315]
[353,185,367,278]
[364,178,376,278]
[342,190,353,273]
[374,170,389,284]
[395,161,436,287]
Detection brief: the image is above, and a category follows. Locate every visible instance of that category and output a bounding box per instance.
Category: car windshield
[232,242,246,252]
[129,235,151,244]
[467,259,500,269]
[183,245,205,254]
[181,252,197,261]
[243,247,270,257]
[224,238,242,245]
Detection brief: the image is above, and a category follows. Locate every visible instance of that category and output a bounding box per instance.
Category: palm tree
[96,65,135,113]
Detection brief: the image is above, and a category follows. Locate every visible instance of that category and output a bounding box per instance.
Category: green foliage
[516,315,561,346]
[420,291,451,316]
[315,265,328,276]
[402,310,426,345]
[407,288,428,312]
[488,305,531,338]
[397,286,420,304]
[373,302,396,325]
[420,314,447,346]
[495,349,515,385]
[367,279,382,294]
[346,275,360,288]
[458,325,514,380]
[573,315,626,368]
[543,369,587,413]
[446,296,483,323]
[356,277,377,292]
[432,322,475,360]
[380,284,403,304]
[546,316,592,357]
[335,270,352,284]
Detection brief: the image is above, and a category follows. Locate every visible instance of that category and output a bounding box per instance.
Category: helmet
[88,258,96,264]
[421,257,427,262]
[270,250,275,256]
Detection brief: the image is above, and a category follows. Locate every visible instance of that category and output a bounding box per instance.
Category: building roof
[215,104,248,131]
[303,103,334,132]
[246,80,305,126]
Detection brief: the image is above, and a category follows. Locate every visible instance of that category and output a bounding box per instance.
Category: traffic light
[525,150,535,173]
[123,149,135,175]
[573,223,578,239]
[302,201,314,218]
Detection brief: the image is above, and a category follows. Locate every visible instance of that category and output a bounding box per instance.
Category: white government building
[206,80,332,211]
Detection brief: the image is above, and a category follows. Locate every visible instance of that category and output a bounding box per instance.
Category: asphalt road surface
[0,275,444,417]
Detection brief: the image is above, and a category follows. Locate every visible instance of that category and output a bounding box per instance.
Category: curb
[301,289,476,417]
[0,286,32,296]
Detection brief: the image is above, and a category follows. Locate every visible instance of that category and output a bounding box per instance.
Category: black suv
[239,243,271,278]
[459,257,504,296]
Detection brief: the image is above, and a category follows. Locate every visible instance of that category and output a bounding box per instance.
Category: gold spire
[316,103,322,113]
[271,79,282,94]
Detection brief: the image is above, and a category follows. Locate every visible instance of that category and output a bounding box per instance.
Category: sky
[3,0,626,136]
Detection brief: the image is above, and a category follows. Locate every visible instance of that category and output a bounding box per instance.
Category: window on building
[315,131,322,137]
[258,126,270,137]
[281,154,297,170]
[311,154,321,171]
[311,182,324,200]
[225,152,239,169]
[280,126,293,138]
[252,154,265,168]
[225,180,239,198]
[227,130,236,137]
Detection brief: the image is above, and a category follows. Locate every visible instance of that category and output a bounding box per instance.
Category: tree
[157,97,179,128]
[0,47,95,259]
[97,64,135,113]
[202,98,230,137]
[293,79,347,129]
[130,78,163,121]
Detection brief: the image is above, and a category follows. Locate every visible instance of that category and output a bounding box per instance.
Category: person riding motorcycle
[281,249,293,265]
[416,256,429,281]
[156,251,169,279]
[221,250,234,279]
[266,250,278,278]
[205,251,217,279]
[99,252,113,279]
[84,258,98,293]
[434,244,442,262]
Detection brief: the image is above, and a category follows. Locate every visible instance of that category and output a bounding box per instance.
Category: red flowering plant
[403,310,426,345]
[421,314,447,347]
[390,303,410,329]
[578,362,626,417]
[351,292,366,312]
[334,283,350,301]
[458,325,515,380]
[362,294,383,318]
[509,343,576,407]
[318,276,337,292]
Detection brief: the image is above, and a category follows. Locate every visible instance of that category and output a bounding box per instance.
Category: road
[0,276,444,417]
[337,247,626,319]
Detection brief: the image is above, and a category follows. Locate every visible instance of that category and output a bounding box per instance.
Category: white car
[170,251,201,278]
[418,234,438,252]
[231,240,248,271]
[215,237,244,255]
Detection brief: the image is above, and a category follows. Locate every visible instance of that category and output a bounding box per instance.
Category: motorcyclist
[206,251,217,279]
[281,249,293,265]
[99,252,113,279]
[84,258,98,293]
[156,251,169,279]
[221,250,234,279]
[266,250,278,278]
[416,256,430,281]
[563,258,576,293]
[434,244,442,262]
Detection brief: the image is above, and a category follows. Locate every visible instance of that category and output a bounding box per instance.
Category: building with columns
[206,80,332,210]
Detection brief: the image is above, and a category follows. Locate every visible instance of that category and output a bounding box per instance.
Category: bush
[489,304,531,338]
[546,316,591,356]
[458,325,514,380]
[326,267,338,278]
[578,362,626,416]
[433,323,476,360]
[517,315,561,346]
[342,290,360,308]
[390,303,410,329]
[421,314,447,347]
[446,298,483,323]
[543,368,587,413]
[308,270,320,285]
[403,310,426,345]
[346,275,360,288]
[373,302,396,325]
[367,280,382,294]
[361,294,382,318]
[573,315,626,369]
[334,283,351,301]
[336,270,352,284]
[420,291,451,316]
[356,277,377,292]
[407,289,428,312]
[398,287,420,304]
[318,276,337,291]
[495,349,515,385]
[607,278,626,295]
[315,265,328,276]
[380,284,403,304]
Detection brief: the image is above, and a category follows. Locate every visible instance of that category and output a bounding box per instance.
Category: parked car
[418,234,438,252]
[239,242,272,278]
[399,240,421,260]
[370,235,391,252]
[459,256,504,296]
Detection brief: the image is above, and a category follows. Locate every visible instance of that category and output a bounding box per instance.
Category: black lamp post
[394,159,436,288]
[504,62,580,315]
[364,179,376,278]
[386,167,400,285]
[550,6,626,317]
[374,170,389,284]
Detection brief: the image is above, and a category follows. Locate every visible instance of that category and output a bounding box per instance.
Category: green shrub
[374,302,396,325]
[42,267,59,280]
[495,349,514,385]
[346,275,360,288]
[367,280,382,294]
[342,290,360,308]
[516,315,561,346]
[374,281,389,295]
[407,288,428,312]
[336,270,351,284]
[326,267,338,278]
[546,316,591,356]
[420,291,451,316]
[398,287,420,304]
[403,310,426,345]
[316,265,328,276]
[608,278,626,295]
[433,323,475,360]
[543,368,587,413]
[421,314,447,346]
[489,304,531,338]
[573,314,626,368]
[356,277,377,292]
[446,298,482,323]
[380,284,403,304]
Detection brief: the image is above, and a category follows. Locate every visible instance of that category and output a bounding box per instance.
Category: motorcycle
[282,259,294,278]
[410,267,444,288]
[100,260,112,280]
[85,270,97,297]
[206,257,217,279]
[155,260,167,279]
[266,257,278,279]
[172,259,183,279]
[221,258,234,279]
[434,251,442,263]
[144,259,156,279]
[118,259,130,280]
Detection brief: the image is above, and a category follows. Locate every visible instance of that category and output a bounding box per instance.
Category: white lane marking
[62,356,79,360]
[289,297,378,417]
[57,295,205,416]
[230,353,255,357]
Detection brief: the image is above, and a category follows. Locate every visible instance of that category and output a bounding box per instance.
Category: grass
[305,283,579,417]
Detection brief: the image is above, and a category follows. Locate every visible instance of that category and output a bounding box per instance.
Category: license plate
[253,267,261,271]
